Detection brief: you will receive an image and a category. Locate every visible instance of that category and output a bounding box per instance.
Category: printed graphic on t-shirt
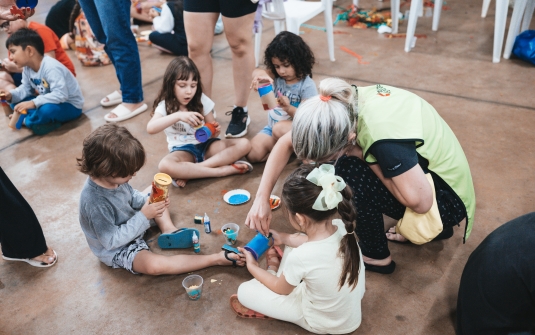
[31,77,50,95]
[376,84,391,97]
[170,121,197,143]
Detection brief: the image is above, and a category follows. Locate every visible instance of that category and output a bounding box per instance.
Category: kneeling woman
[245,78,476,274]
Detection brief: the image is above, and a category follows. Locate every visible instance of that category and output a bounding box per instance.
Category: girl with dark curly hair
[247,31,317,163]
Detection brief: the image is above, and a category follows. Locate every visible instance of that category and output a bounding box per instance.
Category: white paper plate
[270,195,281,210]
[223,189,251,205]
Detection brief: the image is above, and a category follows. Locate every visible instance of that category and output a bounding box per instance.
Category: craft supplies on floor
[223,189,251,205]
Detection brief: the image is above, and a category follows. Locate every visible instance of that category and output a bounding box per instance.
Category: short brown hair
[77,124,145,178]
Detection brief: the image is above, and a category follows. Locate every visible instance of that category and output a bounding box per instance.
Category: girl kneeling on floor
[78,124,244,275]
[147,56,252,187]
[232,164,365,334]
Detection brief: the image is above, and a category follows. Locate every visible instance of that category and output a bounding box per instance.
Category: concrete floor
[1,0,534,334]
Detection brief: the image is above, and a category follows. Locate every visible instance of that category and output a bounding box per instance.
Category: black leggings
[0,167,48,259]
[336,156,466,260]
[149,32,188,56]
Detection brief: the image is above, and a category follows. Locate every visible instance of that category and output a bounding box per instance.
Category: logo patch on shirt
[376,84,391,97]
[387,163,402,171]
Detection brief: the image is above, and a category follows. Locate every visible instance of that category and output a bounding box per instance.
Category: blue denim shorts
[259,125,273,136]
[170,138,220,163]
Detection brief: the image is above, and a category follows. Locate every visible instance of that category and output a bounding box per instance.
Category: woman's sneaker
[225,107,250,138]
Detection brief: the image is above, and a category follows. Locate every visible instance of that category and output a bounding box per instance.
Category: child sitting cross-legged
[2,28,83,135]
[231,164,365,334]
[78,124,244,275]
[147,56,252,188]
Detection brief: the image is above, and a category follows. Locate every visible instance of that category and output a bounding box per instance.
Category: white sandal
[100,90,122,107]
[2,250,58,268]
[104,103,148,122]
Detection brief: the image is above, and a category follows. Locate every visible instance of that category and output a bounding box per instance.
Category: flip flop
[231,160,253,174]
[104,103,148,122]
[100,90,122,107]
[229,294,271,319]
[158,228,200,249]
[2,250,58,268]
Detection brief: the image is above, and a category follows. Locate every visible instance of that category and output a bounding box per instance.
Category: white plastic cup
[182,275,203,300]
[221,223,240,245]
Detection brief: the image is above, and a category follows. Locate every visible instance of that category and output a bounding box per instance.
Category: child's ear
[295,213,306,227]
[348,132,356,143]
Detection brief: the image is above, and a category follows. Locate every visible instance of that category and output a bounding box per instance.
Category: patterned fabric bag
[74,11,112,67]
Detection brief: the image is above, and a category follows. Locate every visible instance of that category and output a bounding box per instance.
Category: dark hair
[152,56,203,116]
[264,31,315,80]
[281,164,360,290]
[77,124,146,178]
[6,28,45,56]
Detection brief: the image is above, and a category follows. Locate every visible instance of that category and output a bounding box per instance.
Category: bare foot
[385,226,408,242]
[32,247,56,264]
[217,251,245,267]
[362,254,392,267]
[106,102,145,119]
[173,178,188,188]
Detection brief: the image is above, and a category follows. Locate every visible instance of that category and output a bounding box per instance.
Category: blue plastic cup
[17,0,38,9]
[244,233,274,260]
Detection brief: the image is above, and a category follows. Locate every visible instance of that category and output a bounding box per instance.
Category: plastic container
[8,109,27,129]
[244,232,274,260]
[194,123,217,143]
[16,0,39,9]
[149,173,172,203]
[182,275,203,300]
[221,223,240,245]
[204,213,211,234]
[192,232,200,253]
[258,83,278,111]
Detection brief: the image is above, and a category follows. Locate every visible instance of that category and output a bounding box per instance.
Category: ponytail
[337,186,360,291]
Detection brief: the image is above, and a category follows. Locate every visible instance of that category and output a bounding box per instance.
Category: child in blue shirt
[2,28,83,135]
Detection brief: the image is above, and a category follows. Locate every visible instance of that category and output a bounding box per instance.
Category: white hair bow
[306,164,346,211]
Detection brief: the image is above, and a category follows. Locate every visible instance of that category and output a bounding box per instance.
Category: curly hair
[264,31,315,80]
[152,56,203,116]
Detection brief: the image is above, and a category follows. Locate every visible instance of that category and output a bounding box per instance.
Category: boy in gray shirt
[2,28,83,135]
[78,124,244,275]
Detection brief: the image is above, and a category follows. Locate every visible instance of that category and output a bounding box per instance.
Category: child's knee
[158,158,172,174]
[142,258,166,275]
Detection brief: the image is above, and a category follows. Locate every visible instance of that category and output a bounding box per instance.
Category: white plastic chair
[503,0,535,59]
[403,0,444,52]
[254,0,286,67]
[254,0,335,67]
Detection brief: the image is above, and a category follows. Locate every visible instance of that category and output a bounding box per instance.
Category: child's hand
[277,95,291,113]
[1,91,12,102]
[14,100,35,113]
[212,121,221,138]
[250,74,273,91]
[269,229,283,246]
[238,247,259,268]
[2,58,19,73]
[141,198,169,219]
[177,111,204,128]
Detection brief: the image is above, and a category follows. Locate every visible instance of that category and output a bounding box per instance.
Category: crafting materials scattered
[211,279,217,283]
[182,275,203,300]
[194,214,204,224]
[204,213,211,234]
[334,5,392,29]
[269,195,281,210]
[258,83,278,111]
[223,189,251,205]
[340,46,369,65]
[149,173,171,203]
[221,223,240,245]
[244,233,274,260]
[300,23,326,32]
[377,25,393,34]
[385,33,427,38]
[192,232,200,253]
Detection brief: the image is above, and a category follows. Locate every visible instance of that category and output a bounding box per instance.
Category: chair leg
[493,0,508,63]
[255,30,262,68]
[324,0,335,61]
[392,0,400,34]
[482,0,492,17]
[274,20,284,35]
[432,0,443,31]
[503,0,528,59]
[353,0,359,6]
[520,0,535,32]
[405,0,421,52]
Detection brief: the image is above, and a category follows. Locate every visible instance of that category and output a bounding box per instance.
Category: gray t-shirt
[10,55,84,109]
[267,76,317,128]
[79,178,150,266]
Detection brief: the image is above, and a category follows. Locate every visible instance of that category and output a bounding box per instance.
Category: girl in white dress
[232,164,365,334]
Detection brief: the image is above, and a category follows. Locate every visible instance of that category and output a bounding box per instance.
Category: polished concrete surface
[1,0,534,334]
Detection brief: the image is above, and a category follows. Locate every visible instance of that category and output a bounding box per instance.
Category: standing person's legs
[0,167,55,264]
[148,32,188,56]
[184,11,218,97]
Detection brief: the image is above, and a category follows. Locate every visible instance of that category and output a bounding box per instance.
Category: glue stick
[204,213,211,234]
[192,232,200,253]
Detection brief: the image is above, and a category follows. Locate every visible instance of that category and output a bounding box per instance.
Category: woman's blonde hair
[292,78,358,161]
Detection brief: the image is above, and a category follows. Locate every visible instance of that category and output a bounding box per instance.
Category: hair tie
[319,95,331,102]
[306,164,346,211]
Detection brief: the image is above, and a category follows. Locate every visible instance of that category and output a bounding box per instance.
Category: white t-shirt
[155,94,216,151]
[282,219,366,334]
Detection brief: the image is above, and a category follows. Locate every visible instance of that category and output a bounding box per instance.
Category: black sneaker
[225,106,250,138]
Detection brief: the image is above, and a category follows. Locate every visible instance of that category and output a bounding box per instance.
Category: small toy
[340,46,369,65]
[8,109,27,130]
[244,232,274,260]
[194,122,217,143]
[269,195,281,210]
[203,213,211,234]
[149,173,172,203]
[194,214,204,224]
[223,189,251,205]
[192,231,200,253]
[257,83,278,111]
